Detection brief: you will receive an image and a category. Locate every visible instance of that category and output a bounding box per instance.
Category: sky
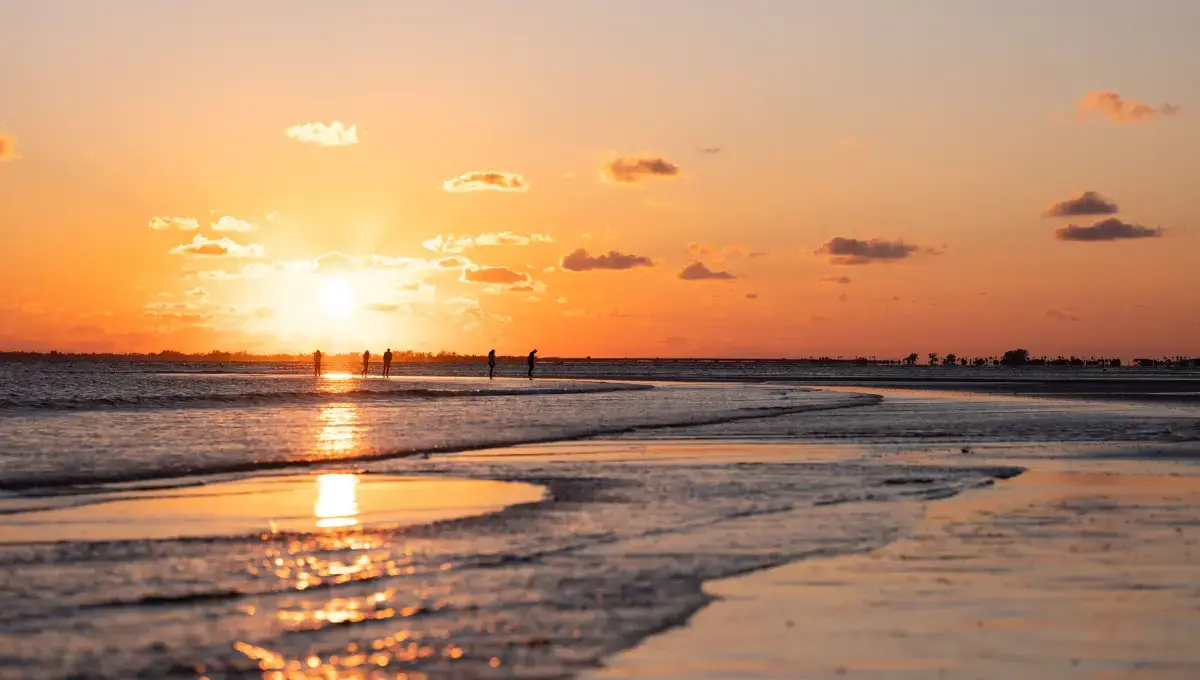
[1,0,1198,359]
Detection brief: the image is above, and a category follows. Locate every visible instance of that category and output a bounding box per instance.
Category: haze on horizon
[1,0,1198,359]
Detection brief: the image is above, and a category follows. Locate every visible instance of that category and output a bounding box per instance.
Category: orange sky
[1,2,1198,358]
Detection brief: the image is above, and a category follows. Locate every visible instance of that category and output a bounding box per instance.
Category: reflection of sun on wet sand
[0,473,547,543]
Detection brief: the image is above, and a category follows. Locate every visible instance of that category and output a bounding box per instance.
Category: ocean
[1,361,1198,679]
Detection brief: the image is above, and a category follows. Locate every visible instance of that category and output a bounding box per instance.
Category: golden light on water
[315,473,360,528]
[316,405,359,455]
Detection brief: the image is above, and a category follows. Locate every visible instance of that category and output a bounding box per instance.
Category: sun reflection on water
[315,474,360,528]
[316,405,360,456]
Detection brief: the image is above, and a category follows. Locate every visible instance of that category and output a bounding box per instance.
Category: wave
[0,383,652,412]
[0,394,882,492]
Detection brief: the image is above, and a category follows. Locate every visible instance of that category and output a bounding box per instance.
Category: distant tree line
[1,348,1197,367]
[900,348,1199,368]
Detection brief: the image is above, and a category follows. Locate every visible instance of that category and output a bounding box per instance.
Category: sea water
[0,361,1197,679]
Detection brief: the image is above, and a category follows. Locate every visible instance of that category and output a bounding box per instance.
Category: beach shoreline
[587,450,1200,679]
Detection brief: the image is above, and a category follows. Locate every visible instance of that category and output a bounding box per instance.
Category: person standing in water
[313,350,323,377]
[527,349,537,379]
[383,348,393,378]
[487,349,496,379]
[361,349,371,378]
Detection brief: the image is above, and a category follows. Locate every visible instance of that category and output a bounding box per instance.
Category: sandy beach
[589,454,1200,679]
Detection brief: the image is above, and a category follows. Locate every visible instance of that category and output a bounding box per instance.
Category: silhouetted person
[313,350,323,377]
[383,348,393,377]
[488,349,496,379]
[527,349,537,379]
[361,350,370,378]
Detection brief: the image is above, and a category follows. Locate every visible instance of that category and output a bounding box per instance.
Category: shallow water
[1,362,1198,679]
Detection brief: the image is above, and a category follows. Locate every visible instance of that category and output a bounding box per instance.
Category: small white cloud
[285,121,359,146]
[211,216,257,232]
[170,235,265,258]
[423,232,552,253]
[149,216,199,231]
[443,170,529,192]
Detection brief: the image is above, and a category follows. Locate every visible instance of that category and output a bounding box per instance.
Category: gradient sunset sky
[2,0,1197,358]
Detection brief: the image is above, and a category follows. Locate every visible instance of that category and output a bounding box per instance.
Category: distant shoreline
[2,351,1197,367]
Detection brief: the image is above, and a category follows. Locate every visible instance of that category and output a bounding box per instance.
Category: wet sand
[0,473,547,543]
[589,457,1200,679]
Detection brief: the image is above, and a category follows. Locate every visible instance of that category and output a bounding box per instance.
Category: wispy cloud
[422,232,552,253]
[687,243,754,262]
[0,132,16,162]
[1046,309,1081,322]
[285,121,359,146]
[170,235,264,258]
[443,170,529,192]
[143,301,212,326]
[195,263,276,280]
[184,287,209,299]
[561,248,654,271]
[601,155,681,184]
[820,276,852,284]
[287,251,431,275]
[211,216,258,232]
[1043,191,1119,217]
[1055,218,1163,242]
[364,302,409,313]
[698,146,721,154]
[679,262,735,281]
[1074,91,1180,124]
[815,237,927,265]
[435,256,470,269]
[149,216,200,231]
[461,265,530,286]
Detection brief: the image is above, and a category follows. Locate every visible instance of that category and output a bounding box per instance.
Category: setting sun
[320,277,354,318]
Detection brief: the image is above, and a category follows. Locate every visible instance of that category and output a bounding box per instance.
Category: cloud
[1055,218,1163,242]
[1046,309,1081,322]
[601,155,682,183]
[745,293,759,299]
[698,146,721,154]
[679,262,735,281]
[443,170,529,193]
[820,276,852,284]
[688,243,753,262]
[0,132,16,161]
[143,301,212,326]
[149,216,199,231]
[211,216,258,232]
[184,287,209,299]
[364,302,403,313]
[422,232,552,253]
[285,121,359,146]
[1074,91,1180,124]
[461,265,530,286]
[1043,191,1119,217]
[815,237,925,265]
[435,256,469,269]
[170,235,264,258]
[292,251,430,275]
[561,248,653,271]
[195,263,276,280]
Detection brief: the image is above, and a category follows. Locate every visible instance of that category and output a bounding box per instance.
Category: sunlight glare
[314,473,360,529]
[320,277,354,318]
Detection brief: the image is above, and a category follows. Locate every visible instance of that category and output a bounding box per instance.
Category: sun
[320,277,355,318]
